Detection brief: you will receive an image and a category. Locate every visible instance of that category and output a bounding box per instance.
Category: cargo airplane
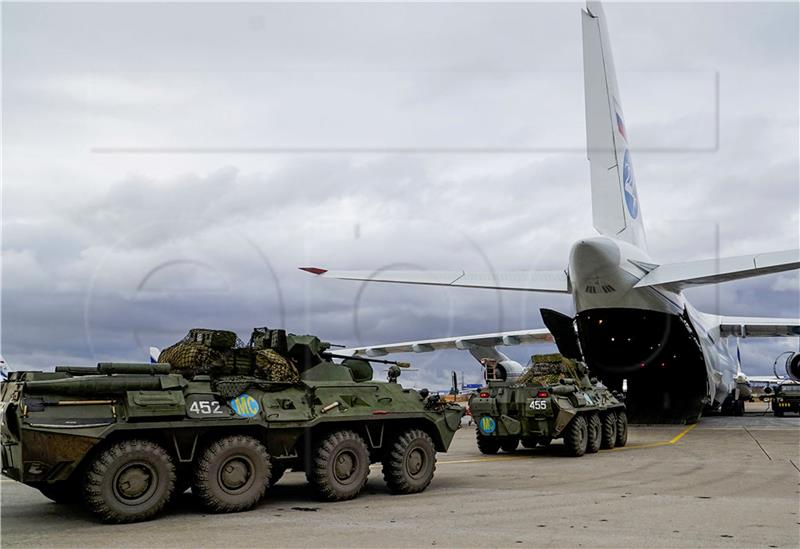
[302,2,800,423]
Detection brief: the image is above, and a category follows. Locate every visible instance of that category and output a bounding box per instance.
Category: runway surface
[2,404,798,548]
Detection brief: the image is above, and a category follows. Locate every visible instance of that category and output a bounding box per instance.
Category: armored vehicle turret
[469,354,627,457]
[0,328,463,523]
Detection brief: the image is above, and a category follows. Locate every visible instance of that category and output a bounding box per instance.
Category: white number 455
[530,399,547,411]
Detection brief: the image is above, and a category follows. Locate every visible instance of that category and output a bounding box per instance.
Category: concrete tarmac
[2,405,799,548]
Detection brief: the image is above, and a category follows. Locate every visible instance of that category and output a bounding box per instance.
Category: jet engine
[785,352,800,382]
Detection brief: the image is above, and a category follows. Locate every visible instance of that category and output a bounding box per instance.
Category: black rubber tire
[563,415,588,457]
[308,430,370,501]
[382,429,437,495]
[586,413,602,454]
[83,439,175,523]
[269,463,287,487]
[500,438,519,453]
[475,430,500,455]
[615,410,628,447]
[192,435,270,513]
[36,481,80,504]
[774,409,784,417]
[601,411,618,449]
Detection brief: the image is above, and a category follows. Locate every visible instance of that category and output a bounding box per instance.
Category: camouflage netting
[211,376,278,399]
[254,349,300,384]
[518,353,579,386]
[158,342,225,378]
[158,328,299,383]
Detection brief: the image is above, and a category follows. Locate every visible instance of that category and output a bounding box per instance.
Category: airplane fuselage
[567,236,738,422]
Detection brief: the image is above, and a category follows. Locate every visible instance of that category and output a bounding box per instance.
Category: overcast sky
[2,1,798,389]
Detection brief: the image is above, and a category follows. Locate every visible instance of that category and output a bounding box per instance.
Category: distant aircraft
[302,2,800,423]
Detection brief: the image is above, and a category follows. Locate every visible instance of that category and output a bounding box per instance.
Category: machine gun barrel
[324,353,410,368]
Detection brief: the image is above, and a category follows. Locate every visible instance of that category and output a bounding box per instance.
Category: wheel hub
[406,448,425,477]
[333,450,356,482]
[220,458,252,491]
[113,462,157,504]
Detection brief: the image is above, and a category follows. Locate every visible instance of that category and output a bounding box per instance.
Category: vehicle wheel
[586,413,602,454]
[615,410,628,447]
[563,415,588,457]
[382,429,437,495]
[500,438,519,453]
[37,480,80,504]
[83,439,175,523]
[269,462,287,487]
[601,412,618,449]
[774,409,784,417]
[308,430,370,501]
[475,430,500,455]
[192,435,270,513]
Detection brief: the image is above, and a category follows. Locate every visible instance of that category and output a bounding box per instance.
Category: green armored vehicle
[0,328,463,523]
[469,354,627,457]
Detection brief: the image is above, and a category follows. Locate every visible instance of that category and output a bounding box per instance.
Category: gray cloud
[2,2,798,389]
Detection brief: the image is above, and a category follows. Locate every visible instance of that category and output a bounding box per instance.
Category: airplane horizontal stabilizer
[300,268,570,293]
[716,316,800,338]
[633,249,800,289]
[339,328,553,357]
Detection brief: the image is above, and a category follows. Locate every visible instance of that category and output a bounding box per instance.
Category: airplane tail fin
[582,1,647,251]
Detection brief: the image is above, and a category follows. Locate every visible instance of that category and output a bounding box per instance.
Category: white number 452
[189,400,223,415]
[529,399,547,411]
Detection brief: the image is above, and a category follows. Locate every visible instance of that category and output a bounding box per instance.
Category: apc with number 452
[0,328,463,523]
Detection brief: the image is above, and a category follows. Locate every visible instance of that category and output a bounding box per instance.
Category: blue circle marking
[230,394,260,418]
[622,149,639,219]
[479,416,497,435]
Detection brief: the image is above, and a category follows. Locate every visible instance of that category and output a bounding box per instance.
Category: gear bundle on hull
[158,328,300,383]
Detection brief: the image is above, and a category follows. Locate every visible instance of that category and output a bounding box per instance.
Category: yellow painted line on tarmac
[610,423,696,452]
[669,423,698,444]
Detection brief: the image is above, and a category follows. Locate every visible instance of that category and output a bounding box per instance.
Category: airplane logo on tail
[622,149,639,219]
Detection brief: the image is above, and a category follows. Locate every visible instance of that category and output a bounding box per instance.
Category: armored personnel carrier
[469,354,627,457]
[0,328,463,523]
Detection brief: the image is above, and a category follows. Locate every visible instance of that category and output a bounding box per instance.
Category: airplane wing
[633,249,800,289]
[299,268,570,293]
[716,316,800,338]
[340,328,554,357]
